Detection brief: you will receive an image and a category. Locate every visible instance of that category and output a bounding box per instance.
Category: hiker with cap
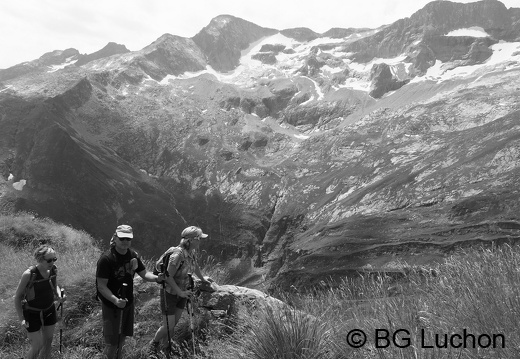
[96,224,163,359]
[148,226,209,357]
[13,244,66,359]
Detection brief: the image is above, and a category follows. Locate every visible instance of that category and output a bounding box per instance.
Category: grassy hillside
[1,213,520,358]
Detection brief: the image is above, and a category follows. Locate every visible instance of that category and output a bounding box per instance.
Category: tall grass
[3,212,520,359]
[201,245,520,359]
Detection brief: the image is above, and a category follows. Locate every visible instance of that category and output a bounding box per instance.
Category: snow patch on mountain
[445,27,490,38]
[47,56,78,73]
[12,179,26,191]
[412,41,520,83]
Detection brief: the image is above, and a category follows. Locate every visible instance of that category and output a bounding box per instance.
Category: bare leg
[152,308,183,344]
[37,324,55,359]
[103,336,125,359]
[26,330,44,359]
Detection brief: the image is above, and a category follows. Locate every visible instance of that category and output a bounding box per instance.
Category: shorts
[101,301,135,345]
[160,288,187,315]
[23,305,57,333]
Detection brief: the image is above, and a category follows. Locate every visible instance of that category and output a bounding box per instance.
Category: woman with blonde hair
[14,244,66,359]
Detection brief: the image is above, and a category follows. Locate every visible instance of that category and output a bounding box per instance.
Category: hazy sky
[1,0,518,69]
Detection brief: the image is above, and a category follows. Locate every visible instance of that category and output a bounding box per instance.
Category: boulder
[194,277,287,316]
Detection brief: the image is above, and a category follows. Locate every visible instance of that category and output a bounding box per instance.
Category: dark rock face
[259,44,287,53]
[192,15,277,72]
[280,28,320,42]
[0,84,185,254]
[252,52,277,65]
[410,0,512,36]
[298,54,326,77]
[369,63,410,98]
[343,0,518,66]
[75,42,130,67]
[140,34,207,80]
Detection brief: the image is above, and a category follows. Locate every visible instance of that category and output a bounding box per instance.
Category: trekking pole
[187,274,196,357]
[116,283,128,359]
[187,298,196,357]
[159,264,172,359]
[59,288,65,353]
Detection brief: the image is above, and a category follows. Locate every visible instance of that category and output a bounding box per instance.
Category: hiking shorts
[23,305,57,333]
[160,288,187,315]
[101,301,135,345]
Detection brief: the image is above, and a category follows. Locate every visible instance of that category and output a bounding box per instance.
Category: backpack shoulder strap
[26,266,38,289]
[161,246,184,276]
[128,248,139,259]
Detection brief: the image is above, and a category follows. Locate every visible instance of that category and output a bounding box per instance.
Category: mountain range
[1,0,520,291]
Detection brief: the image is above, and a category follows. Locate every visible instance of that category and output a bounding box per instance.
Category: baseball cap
[115,224,133,238]
[181,226,208,239]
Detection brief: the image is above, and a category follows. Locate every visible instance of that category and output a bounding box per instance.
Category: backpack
[153,246,184,276]
[95,247,138,302]
[22,265,57,307]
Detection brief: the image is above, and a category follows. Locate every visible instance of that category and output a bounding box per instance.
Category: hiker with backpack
[96,224,163,359]
[13,244,66,359]
[148,226,209,357]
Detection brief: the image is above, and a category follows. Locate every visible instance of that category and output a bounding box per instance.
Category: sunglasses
[117,237,132,242]
[46,258,57,263]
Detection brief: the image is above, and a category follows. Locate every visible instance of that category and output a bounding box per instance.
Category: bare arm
[13,270,31,322]
[96,277,127,309]
[137,269,159,283]
[193,262,207,283]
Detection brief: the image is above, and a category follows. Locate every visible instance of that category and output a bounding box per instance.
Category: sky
[1,0,519,69]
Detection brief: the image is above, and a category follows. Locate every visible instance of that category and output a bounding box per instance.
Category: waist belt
[23,301,55,312]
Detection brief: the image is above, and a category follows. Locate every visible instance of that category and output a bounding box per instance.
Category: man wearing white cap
[96,224,162,359]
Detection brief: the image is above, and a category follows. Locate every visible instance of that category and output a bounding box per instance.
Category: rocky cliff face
[192,15,278,72]
[1,0,520,291]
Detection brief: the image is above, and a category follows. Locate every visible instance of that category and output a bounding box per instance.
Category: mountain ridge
[1,0,520,291]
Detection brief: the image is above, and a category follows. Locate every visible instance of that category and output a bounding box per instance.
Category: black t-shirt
[96,247,145,307]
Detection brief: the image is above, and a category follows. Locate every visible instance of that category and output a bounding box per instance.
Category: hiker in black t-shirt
[14,245,66,359]
[96,224,162,359]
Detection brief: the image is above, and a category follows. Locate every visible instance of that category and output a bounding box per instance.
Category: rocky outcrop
[251,52,277,65]
[280,28,320,42]
[139,34,207,80]
[297,53,326,77]
[192,15,277,72]
[74,42,129,67]
[369,63,410,98]
[0,48,80,81]
[196,278,287,314]
[321,27,363,38]
[410,0,512,36]
[343,0,516,64]
[220,78,299,118]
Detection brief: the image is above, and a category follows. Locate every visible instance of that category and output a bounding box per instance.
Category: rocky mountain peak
[410,0,512,36]
[75,42,129,67]
[192,14,278,71]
